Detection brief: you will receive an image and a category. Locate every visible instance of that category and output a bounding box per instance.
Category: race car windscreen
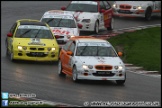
[41,18,76,28]
[76,46,117,57]
[66,4,98,12]
[15,25,54,39]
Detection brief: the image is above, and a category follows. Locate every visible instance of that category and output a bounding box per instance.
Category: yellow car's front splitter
[13,51,59,61]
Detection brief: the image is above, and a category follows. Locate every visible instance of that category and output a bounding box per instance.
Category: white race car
[58,36,126,85]
[40,10,81,45]
[112,1,161,20]
[61,1,114,34]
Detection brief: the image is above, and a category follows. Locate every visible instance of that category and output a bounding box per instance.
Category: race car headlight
[83,65,93,69]
[67,35,75,39]
[83,65,88,69]
[47,47,51,51]
[67,35,71,39]
[71,35,75,38]
[137,6,142,10]
[18,46,22,50]
[82,19,91,23]
[88,65,93,69]
[113,4,117,8]
[133,6,137,9]
[133,6,142,10]
[51,47,55,51]
[114,66,123,70]
[23,46,27,50]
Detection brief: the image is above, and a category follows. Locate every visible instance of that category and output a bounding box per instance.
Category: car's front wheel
[5,39,9,57]
[145,7,152,21]
[72,66,79,82]
[58,60,66,77]
[94,21,99,34]
[9,46,15,62]
[116,80,125,85]
[10,51,15,62]
[6,47,9,57]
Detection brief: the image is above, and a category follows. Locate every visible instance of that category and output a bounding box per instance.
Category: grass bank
[108,27,161,73]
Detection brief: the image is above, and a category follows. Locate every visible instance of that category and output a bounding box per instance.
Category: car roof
[17,19,46,26]
[70,1,98,4]
[43,10,74,16]
[70,36,109,43]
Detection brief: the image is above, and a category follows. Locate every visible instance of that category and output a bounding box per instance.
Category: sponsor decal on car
[18,25,49,30]
[52,29,70,35]
[28,38,45,46]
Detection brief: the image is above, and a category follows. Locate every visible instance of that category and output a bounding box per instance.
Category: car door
[153,1,161,14]
[7,23,18,52]
[99,1,113,28]
[98,1,105,28]
[65,41,76,74]
[60,40,73,73]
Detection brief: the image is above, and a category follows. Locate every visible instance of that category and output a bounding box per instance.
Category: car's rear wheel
[58,60,66,77]
[145,7,152,21]
[107,17,114,30]
[94,21,99,34]
[72,66,79,82]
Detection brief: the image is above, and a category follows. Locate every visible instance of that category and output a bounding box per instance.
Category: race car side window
[99,1,105,10]
[63,40,73,51]
[10,23,17,34]
[103,1,111,10]
[69,42,75,56]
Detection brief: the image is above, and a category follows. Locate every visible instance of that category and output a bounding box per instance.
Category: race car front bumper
[113,9,145,18]
[77,70,126,81]
[77,21,96,32]
[12,49,59,61]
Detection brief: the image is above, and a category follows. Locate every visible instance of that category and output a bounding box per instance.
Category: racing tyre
[116,73,126,85]
[72,66,79,82]
[116,80,125,85]
[6,47,9,57]
[145,8,152,21]
[94,21,99,34]
[5,39,9,57]
[9,46,16,62]
[58,60,66,77]
[10,52,15,62]
[107,17,114,30]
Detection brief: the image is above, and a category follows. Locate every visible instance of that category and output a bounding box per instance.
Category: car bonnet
[75,56,124,66]
[50,27,78,36]
[13,38,57,47]
[64,11,98,20]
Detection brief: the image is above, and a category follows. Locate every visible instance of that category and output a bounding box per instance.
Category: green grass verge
[108,27,161,73]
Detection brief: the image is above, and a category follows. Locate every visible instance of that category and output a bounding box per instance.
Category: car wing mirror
[77,23,83,29]
[61,6,66,10]
[67,51,73,55]
[7,33,13,37]
[118,52,123,57]
[100,9,106,13]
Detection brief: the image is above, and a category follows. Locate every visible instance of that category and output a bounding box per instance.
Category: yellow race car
[5,19,59,62]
